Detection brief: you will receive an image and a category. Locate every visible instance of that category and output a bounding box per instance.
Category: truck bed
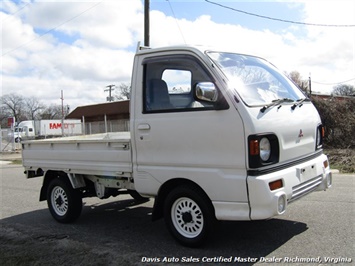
[22,132,132,177]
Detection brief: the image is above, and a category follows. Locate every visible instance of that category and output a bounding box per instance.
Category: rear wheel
[47,177,82,223]
[164,186,215,247]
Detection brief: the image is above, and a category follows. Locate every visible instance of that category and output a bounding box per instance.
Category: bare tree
[39,105,63,119]
[0,105,9,127]
[24,97,46,120]
[0,94,66,128]
[115,83,131,100]
[332,84,355,96]
[0,93,25,123]
[288,71,308,93]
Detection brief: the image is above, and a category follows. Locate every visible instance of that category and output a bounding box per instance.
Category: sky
[1,0,355,111]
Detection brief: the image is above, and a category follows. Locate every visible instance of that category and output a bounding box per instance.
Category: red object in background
[8,117,14,127]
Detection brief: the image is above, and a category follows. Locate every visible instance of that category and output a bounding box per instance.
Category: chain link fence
[1,119,130,152]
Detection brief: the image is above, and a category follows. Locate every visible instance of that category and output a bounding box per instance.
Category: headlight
[316,127,321,146]
[316,124,324,149]
[260,137,271,161]
[248,134,279,169]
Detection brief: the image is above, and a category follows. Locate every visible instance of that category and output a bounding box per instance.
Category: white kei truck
[22,45,332,247]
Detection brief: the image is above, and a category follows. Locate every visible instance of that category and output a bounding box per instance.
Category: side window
[143,55,217,113]
[162,69,191,94]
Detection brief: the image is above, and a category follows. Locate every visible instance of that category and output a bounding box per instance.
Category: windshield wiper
[260,98,294,113]
[291,97,310,110]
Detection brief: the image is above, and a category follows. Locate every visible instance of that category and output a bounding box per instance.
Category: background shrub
[312,97,355,149]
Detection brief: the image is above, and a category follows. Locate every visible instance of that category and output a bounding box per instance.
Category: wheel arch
[152,178,215,221]
[39,170,69,201]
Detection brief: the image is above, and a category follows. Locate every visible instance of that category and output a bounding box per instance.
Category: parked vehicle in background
[9,119,82,142]
[21,44,332,247]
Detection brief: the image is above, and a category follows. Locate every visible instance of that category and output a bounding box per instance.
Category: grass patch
[10,159,22,165]
[324,148,355,173]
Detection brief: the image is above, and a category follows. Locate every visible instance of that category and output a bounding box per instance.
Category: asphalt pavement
[0,158,353,265]
[0,151,22,163]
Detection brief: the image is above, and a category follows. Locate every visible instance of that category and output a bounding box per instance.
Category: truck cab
[12,120,35,142]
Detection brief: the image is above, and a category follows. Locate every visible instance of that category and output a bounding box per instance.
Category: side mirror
[195,82,218,102]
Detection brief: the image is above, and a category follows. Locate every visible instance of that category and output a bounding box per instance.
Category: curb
[331,169,340,174]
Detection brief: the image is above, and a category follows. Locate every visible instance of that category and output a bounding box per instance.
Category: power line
[2,1,103,57]
[205,0,355,27]
[312,78,355,86]
[2,2,31,22]
[166,0,187,45]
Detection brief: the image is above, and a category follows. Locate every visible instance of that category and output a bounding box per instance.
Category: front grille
[289,175,323,203]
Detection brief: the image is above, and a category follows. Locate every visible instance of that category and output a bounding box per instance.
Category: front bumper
[247,153,332,220]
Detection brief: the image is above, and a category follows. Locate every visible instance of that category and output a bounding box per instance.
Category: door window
[143,55,217,113]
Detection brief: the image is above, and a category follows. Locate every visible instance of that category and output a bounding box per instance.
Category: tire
[164,185,215,247]
[46,177,82,223]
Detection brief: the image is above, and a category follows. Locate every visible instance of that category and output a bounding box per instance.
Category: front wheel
[47,177,82,223]
[164,186,215,247]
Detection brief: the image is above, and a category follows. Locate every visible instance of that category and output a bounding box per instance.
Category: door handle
[137,123,151,130]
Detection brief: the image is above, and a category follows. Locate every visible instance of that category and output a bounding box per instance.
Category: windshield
[207,52,305,106]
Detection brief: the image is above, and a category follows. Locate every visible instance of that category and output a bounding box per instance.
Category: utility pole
[144,0,150,47]
[308,73,312,97]
[61,90,64,136]
[61,90,64,118]
[105,84,115,102]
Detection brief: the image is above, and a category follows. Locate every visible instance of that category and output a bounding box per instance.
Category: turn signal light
[269,179,283,191]
[249,140,259,155]
[323,160,329,169]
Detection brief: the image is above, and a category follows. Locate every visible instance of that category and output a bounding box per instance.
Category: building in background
[66,101,130,134]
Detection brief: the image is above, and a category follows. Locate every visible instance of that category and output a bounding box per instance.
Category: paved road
[0,163,354,265]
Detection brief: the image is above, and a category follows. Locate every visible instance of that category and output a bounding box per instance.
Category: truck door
[133,53,247,202]
[22,126,34,138]
[22,126,29,138]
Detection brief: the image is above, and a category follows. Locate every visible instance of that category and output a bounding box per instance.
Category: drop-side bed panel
[22,132,132,176]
